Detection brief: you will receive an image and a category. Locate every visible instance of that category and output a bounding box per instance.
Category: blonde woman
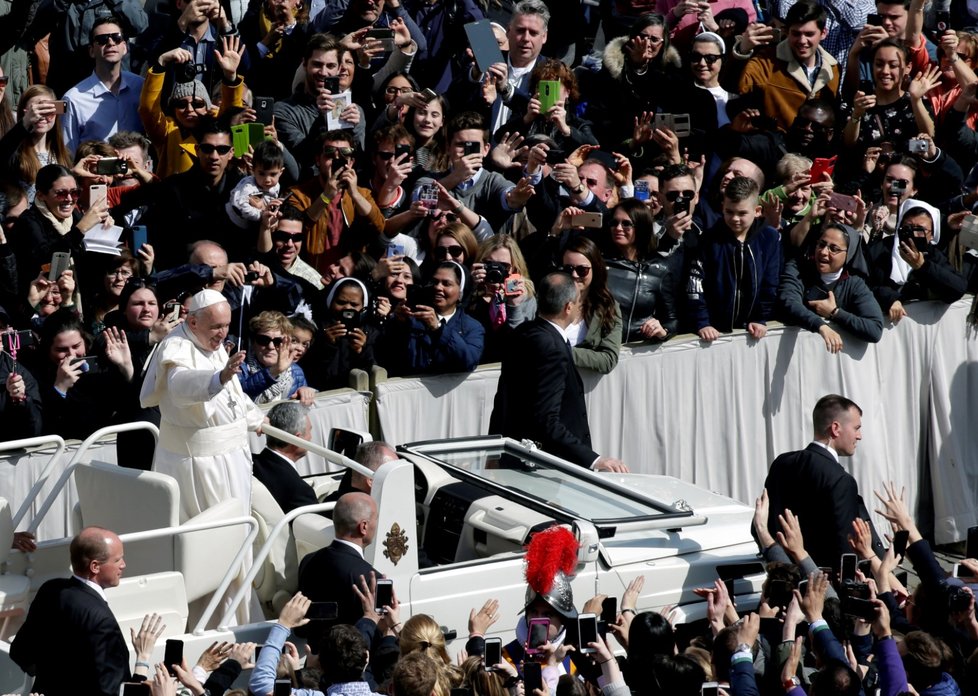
[469,234,537,362]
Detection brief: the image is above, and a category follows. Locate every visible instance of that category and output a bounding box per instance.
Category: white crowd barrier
[374,298,978,546]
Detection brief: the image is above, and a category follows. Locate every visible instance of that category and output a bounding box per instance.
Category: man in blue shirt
[62,18,145,156]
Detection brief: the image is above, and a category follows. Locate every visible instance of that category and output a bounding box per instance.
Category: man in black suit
[253,402,319,514]
[296,492,380,649]
[760,394,884,569]
[11,526,132,696]
[489,272,627,473]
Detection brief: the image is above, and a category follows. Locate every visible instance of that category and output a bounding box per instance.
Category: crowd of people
[0,0,976,447]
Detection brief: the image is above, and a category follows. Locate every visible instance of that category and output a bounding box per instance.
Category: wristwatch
[736,642,752,654]
[783,675,800,690]
[573,182,585,195]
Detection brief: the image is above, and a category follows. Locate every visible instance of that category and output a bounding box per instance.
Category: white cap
[187,289,228,312]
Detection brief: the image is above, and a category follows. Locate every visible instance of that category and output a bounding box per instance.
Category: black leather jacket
[606,256,678,342]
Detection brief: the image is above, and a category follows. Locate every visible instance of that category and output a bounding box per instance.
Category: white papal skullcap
[187,289,228,313]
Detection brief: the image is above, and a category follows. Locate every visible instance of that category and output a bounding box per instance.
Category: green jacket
[572,302,622,375]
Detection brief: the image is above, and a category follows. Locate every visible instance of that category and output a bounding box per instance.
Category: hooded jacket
[866,198,967,311]
[688,216,782,332]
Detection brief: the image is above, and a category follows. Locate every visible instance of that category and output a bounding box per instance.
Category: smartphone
[934,10,951,35]
[89,183,108,208]
[545,147,566,166]
[526,617,549,655]
[386,244,406,257]
[578,613,598,654]
[120,684,151,696]
[462,140,482,156]
[366,26,395,50]
[570,212,602,228]
[523,661,543,694]
[395,143,413,159]
[841,553,858,583]
[953,563,967,578]
[71,355,99,372]
[701,683,720,696]
[464,19,505,74]
[419,87,438,103]
[634,179,650,202]
[798,579,809,597]
[959,214,978,250]
[132,225,148,251]
[810,156,837,183]
[484,636,502,668]
[164,302,181,323]
[164,638,183,677]
[858,78,875,95]
[306,601,338,620]
[1,330,33,354]
[375,578,393,613]
[766,579,792,607]
[323,76,340,94]
[827,192,858,213]
[418,183,439,210]
[770,27,783,42]
[95,156,128,175]
[966,525,978,559]
[274,679,293,696]
[49,251,71,281]
[601,596,618,625]
[804,285,830,303]
[866,12,883,25]
[254,95,275,125]
[52,100,66,114]
[538,80,561,113]
[892,529,910,557]
[843,596,877,620]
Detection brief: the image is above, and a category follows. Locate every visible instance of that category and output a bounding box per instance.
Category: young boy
[227,140,285,229]
[689,176,783,342]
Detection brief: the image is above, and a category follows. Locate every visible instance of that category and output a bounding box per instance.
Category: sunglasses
[93,32,125,46]
[322,146,356,158]
[561,264,591,278]
[272,230,304,244]
[431,211,458,223]
[254,334,286,347]
[173,98,207,110]
[198,143,233,155]
[611,218,635,229]
[0,76,8,87]
[434,245,464,259]
[690,52,722,65]
[51,188,82,200]
[665,189,695,201]
[376,151,395,160]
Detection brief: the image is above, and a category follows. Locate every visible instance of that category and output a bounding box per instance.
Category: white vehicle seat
[0,498,30,638]
[71,462,245,627]
[292,510,334,569]
[250,478,299,618]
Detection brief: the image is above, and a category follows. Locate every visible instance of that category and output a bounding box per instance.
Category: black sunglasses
[93,32,125,46]
[665,189,695,202]
[690,52,722,65]
[434,245,464,259]
[561,264,591,278]
[322,146,356,158]
[254,334,286,347]
[173,98,208,110]
[198,143,233,155]
[272,230,304,243]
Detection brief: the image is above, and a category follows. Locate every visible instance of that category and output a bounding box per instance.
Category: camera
[948,585,972,613]
[338,309,362,332]
[889,179,907,197]
[244,270,261,283]
[483,261,509,285]
[95,157,128,176]
[173,62,205,83]
[908,138,929,154]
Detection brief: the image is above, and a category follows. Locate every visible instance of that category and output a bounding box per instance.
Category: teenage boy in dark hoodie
[689,175,782,342]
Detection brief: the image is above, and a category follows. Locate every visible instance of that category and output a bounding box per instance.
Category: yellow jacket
[138,68,244,178]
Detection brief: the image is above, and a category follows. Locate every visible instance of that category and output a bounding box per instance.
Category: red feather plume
[525,526,579,595]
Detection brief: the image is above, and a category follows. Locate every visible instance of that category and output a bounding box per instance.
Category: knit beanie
[169,80,212,109]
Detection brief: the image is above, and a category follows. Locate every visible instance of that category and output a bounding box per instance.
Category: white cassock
[140,322,263,521]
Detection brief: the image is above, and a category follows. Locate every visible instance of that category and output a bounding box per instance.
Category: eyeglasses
[93,32,125,46]
[561,264,591,278]
[173,98,207,110]
[385,85,411,95]
[51,188,82,200]
[665,189,695,202]
[431,211,458,223]
[107,269,134,278]
[0,76,8,87]
[815,240,847,255]
[254,334,286,347]
[197,143,233,155]
[272,230,304,244]
[434,245,464,259]
[322,146,356,158]
[634,33,664,44]
[611,218,635,229]
[690,52,722,65]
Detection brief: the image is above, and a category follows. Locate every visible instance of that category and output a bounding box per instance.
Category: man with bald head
[11,527,131,695]
[141,288,264,521]
[297,492,381,644]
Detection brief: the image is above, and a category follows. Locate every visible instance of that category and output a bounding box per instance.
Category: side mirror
[574,520,600,568]
[328,427,372,459]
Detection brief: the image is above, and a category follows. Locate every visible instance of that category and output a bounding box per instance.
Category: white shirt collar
[335,538,365,558]
[267,448,299,468]
[437,307,458,323]
[811,440,840,463]
[544,318,569,341]
[73,574,107,600]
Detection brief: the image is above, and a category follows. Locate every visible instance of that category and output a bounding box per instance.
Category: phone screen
[307,601,338,620]
[892,529,909,557]
[375,579,393,612]
[578,614,598,653]
[484,637,502,667]
[841,553,857,582]
[967,526,978,559]
[528,619,549,652]
[164,639,183,677]
[523,661,543,694]
[601,596,617,624]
